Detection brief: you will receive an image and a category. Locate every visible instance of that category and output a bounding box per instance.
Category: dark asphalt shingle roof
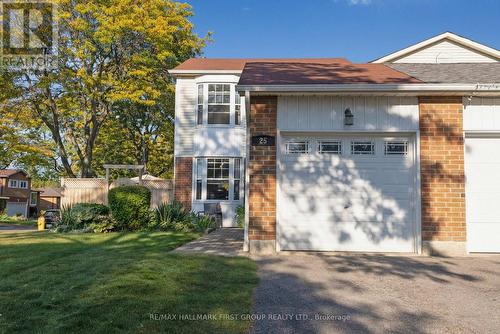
[386,63,500,83]
[172,58,352,71]
[39,188,62,197]
[238,62,421,85]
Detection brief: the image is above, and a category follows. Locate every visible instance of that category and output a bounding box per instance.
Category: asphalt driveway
[250,254,500,334]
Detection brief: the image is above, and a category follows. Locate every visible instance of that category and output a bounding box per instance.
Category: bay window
[207,158,230,200]
[235,89,241,125]
[197,84,203,125]
[194,157,244,201]
[195,158,203,200]
[233,158,241,200]
[196,83,243,126]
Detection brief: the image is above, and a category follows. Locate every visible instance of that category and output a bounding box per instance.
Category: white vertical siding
[464,97,500,131]
[193,127,246,157]
[174,78,196,156]
[393,40,498,63]
[278,96,419,131]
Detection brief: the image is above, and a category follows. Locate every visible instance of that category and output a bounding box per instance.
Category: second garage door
[465,136,500,253]
[278,135,417,252]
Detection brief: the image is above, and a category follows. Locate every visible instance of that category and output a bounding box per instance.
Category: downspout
[243,90,251,252]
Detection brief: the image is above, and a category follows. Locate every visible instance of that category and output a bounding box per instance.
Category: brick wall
[248,96,277,241]
[419,96,466,242]
[174,157,192,210]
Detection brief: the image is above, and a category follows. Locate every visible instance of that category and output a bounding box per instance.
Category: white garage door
[6,202,27,217]
[465,136,500,253]
[278,135,416,252]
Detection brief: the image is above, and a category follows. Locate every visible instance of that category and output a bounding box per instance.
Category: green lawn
[0,232,258,334]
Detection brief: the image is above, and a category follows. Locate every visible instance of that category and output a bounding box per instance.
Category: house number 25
[252,135,275,146]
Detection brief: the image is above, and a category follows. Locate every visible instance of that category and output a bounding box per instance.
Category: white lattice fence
[60,178,108,206]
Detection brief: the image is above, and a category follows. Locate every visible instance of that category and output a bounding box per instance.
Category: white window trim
[8,179,28,189]
[196,83,245,128]
[193,157,244,203]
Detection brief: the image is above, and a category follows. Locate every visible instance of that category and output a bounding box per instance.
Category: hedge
[108,186,151,230]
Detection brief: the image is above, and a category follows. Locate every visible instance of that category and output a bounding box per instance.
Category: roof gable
[0,169,28,178]
[372,32,500,64]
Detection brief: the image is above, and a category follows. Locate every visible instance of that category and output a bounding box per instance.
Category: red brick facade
[419,96,466,242]
[248,96,277,241]
[174,157,193,210]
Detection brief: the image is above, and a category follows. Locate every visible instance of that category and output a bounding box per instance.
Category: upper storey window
[196,83,243,126]
[208,84,230,124]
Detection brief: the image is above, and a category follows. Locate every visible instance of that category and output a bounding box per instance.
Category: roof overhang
[236,83,500,96]
[168,69,243,77]
[372,32,500,63]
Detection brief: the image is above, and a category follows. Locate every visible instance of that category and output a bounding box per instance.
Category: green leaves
[108,185,152,230]
[1,0,207,178]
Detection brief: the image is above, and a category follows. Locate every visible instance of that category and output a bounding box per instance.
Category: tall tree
[0,73,56,172]
[2,0,206,177]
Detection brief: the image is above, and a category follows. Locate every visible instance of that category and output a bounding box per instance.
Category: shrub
[155,201,191,229]
[54,205,78,232]
[0,199,6,214]
[74,203,110,216]
[152,201,192,231]
[193,214,216,233]
[54,203,114,233]
[235,205,245,228]
[108,186,151,230]
[88,215,117,233]
[70,203,110,228]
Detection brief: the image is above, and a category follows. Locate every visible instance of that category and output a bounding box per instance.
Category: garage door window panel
[351,141,375,155]
[384,141,408,155]
[318,141,342,154]
[285,141,309,154]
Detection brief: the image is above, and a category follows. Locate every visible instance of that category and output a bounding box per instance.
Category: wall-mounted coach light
[344,108,354,126]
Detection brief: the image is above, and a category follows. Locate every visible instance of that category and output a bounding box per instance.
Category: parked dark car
[43,209,60,228]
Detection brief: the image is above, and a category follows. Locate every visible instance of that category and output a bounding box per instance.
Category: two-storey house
[0,169,40,217]
[169,32,500,255]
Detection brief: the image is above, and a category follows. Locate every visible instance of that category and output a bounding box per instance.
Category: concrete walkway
[174,228,245,257]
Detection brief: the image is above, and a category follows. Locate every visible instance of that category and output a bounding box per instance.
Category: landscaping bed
[0,232,258,333]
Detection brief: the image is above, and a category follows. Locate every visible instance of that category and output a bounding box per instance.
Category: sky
[186,0,500,63]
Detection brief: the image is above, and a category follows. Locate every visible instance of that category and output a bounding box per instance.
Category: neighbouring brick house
[169,32,500,255]
[0,169,41,218]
